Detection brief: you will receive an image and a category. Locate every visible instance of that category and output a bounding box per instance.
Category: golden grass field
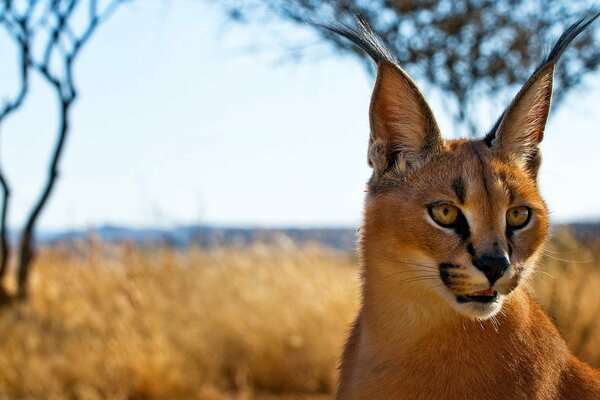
[0,227,599,399]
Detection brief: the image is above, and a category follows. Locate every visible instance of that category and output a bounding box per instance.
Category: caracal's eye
[506,206,531,229]
[429,204,459,227]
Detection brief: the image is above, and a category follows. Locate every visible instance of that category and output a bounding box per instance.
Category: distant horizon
[14,218,600,235]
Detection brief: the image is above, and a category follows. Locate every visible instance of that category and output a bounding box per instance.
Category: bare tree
[0,0,127,299]
[218,0,600,132]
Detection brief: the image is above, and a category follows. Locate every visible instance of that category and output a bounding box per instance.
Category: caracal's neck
[359,261,534,357]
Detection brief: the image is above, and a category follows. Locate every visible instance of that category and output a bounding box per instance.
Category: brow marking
[499,171,516,204]
[451,177,466,204]
[470,143,493,200]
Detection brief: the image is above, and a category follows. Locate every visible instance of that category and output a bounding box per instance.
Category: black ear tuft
[545,12,600,66]
[314,15,397,67]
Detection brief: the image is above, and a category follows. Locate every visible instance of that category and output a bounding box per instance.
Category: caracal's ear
[485,13,600,177]
[319,17,443,178]
[368,62,443,177]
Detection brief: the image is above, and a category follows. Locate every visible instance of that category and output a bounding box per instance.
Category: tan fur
[338,140,600,398]
[335,34,600,398]
[338,291,600,399]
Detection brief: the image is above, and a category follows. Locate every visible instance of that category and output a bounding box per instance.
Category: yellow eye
[429,204,459,227]
[506,206,530,229]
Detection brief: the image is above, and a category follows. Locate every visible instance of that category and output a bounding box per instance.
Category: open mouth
[456,288,498,304]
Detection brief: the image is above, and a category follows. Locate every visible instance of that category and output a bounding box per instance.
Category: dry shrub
[0,227,599,399]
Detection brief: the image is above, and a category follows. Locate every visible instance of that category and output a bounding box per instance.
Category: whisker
[541,248,577,255]
[395,276,441,285]
[382,269,439,279]
[520,280,535,294]
[369,255,437,268]
[489,315,500,332]
[367,255,439,270]
[388,272,440,279]
[497,307,507,320]
[541,254,594,264]
[427,283,444,291]
[531,269,553,279]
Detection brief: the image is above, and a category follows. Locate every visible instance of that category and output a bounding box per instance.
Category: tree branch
[14,0,128,298]
[0,5,32,285]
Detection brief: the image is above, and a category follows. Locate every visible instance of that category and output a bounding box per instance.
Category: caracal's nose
[473,254,510,285]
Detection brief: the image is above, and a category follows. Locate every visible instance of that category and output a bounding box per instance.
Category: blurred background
[0,1,599,399]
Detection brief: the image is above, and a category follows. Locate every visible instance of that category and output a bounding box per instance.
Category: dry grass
[532,228,600,366]
[0,239,359,400]
[0,227,599,399]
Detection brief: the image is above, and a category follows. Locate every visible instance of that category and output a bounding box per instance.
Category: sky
[0,1,599,231]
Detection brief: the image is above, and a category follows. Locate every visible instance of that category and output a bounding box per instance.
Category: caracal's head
[325,16,598,320]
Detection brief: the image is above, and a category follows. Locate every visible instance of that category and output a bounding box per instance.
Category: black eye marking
[453,211,470,241]
[451,177,466,204]
[466,243,476,257]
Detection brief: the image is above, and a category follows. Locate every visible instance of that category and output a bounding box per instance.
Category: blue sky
[0,1,599,231]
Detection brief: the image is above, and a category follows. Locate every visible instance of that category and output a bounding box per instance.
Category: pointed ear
[485,12,600,177]
[317,17,444,178]
[368,62,444,177]
[485,64,554,176]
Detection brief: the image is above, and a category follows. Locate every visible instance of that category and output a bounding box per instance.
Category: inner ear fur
[487,65,554,176]
[369,62,444,178]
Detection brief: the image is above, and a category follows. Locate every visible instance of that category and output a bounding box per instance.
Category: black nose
[473,254,510,285]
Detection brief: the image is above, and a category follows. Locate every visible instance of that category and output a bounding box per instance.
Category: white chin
[450,296,505,320]
[436,286,505,320]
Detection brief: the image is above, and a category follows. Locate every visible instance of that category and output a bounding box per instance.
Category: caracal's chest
[339,312,564,400]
